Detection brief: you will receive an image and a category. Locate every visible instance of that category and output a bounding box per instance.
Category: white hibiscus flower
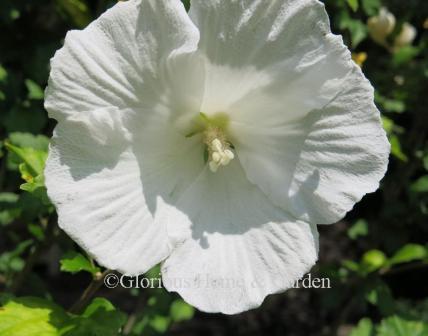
[44,0,390,314]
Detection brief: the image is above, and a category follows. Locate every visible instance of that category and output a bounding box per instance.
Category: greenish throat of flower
[186,113,235,173]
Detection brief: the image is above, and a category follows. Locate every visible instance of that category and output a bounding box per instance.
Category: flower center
[186,113,235,173]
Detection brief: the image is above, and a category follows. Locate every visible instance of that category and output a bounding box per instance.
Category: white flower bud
[367,8,396,46]
[394,23,417,50]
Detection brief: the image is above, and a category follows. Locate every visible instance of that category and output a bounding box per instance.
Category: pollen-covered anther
[208,138,235,173]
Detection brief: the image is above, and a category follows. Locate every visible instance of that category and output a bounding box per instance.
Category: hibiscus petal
[45,108,205,275]
[45,0,200,121]
[189,0,351,121]
[161,160,318,314]
[190,0,389,224]
[232,67,390,224]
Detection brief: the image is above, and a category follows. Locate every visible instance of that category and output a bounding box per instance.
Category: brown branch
[68,269,110,314]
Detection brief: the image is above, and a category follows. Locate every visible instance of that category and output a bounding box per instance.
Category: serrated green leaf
[66,298,127,336]
[0,297,69,336]
[350,318,375,336]
[170,300,195,322]
[5,142,47,177]
[0,297,126,336]
[377,316,428,336]
[389,244,427,266]
[60,252,101,276]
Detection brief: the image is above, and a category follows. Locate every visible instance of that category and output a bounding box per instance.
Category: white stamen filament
[209,138,235,173]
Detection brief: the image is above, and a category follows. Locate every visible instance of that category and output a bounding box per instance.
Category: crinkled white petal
[161,160,319,314]
[45,109,205,275]
[189,0,351,122]
[45,0,201,121]
[232,66,390,224]
[45,0,206,275]
[189,0,389,224]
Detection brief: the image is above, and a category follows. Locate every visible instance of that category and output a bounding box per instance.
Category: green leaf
[423,155,428,171]
[347,0,359,12]
[55,0,92,28]
[411,176,428,193]
[376,95,406,114]
[361,250,387,273]
[348,219,369,240]
[170,300,195,323]
[361,0,381,16]
[0,64,7,82]
[393,46,420,67]
[382,117,394,135]
[3,105,47,134]
[27,223,45,241]
[342,260,360,273]
[181,0,190,11]
[0,193,21,226]
[0,297,69,336]
[0,297,126,336]
[0,240,33,273]
[5,139,50,203]
[350,318,375,336]
[7,133,49,171]
[390,135,408,162]
[389,244,427,266]
[149,315,171,333]
[377,316,428,336]
[60,252,101,276]
[25,79,44,100]
[5,142,47,177]
[66,298,127,336]
[365,279,395,316]
[8,132,49,152]
[340,15,368,48]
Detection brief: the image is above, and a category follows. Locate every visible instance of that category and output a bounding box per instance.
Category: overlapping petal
[45,0,201,121]
[189,0,352,122]
[45,107,205,275]
[161,160,318,314]
[189,0,389,224]
[232,66,390,224]
[45,0,206,275]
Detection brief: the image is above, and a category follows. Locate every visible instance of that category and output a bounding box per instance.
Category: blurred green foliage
[0,0,427,335]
